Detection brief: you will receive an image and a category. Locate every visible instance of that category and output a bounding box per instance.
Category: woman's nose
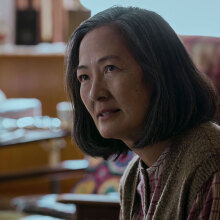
[89,77,109,101]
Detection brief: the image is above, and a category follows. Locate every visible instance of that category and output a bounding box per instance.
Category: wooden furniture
[0,159,87,183]
[57,193,120,220]
[0,159,88,194]
[0,128,87,193]
[0,44,84,196]
[0,128,69,168]
[13,193,120,220]
[11,152,133,219]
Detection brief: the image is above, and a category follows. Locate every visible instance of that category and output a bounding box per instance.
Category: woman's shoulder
[168,121,220,181]
[165,122,220,181]
[175,121,220,154]
[188,121,220,152]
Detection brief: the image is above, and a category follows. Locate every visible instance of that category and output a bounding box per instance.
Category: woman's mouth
[98,109,120,119]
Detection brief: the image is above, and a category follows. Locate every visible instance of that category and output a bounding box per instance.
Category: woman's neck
[132,140,170,167]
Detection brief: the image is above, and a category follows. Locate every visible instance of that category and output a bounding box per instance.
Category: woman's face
[77,25,152,146]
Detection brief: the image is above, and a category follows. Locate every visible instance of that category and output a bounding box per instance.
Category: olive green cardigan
[119,122,220,220]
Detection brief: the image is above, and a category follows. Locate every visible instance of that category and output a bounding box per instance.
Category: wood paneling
[0,54,66,116]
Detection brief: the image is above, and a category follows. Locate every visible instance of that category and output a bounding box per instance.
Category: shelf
[0,43,66,57]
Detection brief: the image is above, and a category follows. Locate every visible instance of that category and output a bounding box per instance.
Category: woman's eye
[78,74,89,83]
[106,65,116,72]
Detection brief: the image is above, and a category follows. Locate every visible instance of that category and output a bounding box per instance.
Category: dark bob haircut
[66,6,217,159]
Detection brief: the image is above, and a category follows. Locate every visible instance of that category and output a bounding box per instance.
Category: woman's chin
[99,130,118,140]
[100,132,115,139]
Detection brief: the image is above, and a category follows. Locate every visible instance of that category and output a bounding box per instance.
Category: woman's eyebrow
[77,55,120,71]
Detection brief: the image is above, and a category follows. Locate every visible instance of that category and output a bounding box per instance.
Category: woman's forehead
[78,26,133,65]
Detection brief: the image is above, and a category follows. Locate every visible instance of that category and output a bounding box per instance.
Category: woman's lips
[98,109,120,119]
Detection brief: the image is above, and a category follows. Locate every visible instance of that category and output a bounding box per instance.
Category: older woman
[66,6,220,220]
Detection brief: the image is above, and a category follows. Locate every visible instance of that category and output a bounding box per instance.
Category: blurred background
[0,0,219,46]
